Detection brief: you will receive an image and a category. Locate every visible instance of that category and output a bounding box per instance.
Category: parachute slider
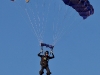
[41,43,54,50]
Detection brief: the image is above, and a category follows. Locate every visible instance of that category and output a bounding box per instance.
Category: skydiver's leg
[39,66,44,75]
[46,66,51,75]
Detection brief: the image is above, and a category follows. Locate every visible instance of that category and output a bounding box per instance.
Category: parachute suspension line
[45,0,58,43]
[16,0,45,43]
[67,18,83,36]
[38,0,48,43]
[37,0,52,43]
[53,14,80,45]
[52,3,57,41]
[33,0,47,42]
[52,6,79,45]
[52,1,64,43]
[53,5,74,45]
[36,0,49,42]
[45,0,52,28]
[38,0,47,42]
[25,8,41,43]
[52,1,72,44]
[15,0,25,21]
[52,1,57,31]
[29,1,44,42]
[27,1,39,42]
[15,0,40,42]
[62,9,83,37]
[39,2,44,42]
[54,3,62,37]
[15,0,41,43]
[26,6,42,42]
[52,2,57,37]
[53,16,77,45]
[33,1,43,42]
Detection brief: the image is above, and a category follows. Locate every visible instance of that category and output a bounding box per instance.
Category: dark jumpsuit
[38,52,54,75]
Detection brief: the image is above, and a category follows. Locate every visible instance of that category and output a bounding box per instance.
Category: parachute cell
[62,0,94,19]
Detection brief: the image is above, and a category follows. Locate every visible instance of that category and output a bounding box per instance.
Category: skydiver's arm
[49,53,55,59]
[38,52,43,57]
[38,46,43,57]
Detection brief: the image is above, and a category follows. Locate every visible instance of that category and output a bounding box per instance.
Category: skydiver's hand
[40,50,43,53]
[50,50,53,54]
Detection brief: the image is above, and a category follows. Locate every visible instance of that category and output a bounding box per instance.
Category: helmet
[45,51,49,55]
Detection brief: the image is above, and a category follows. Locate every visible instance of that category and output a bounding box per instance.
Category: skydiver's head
[45,51,49,56]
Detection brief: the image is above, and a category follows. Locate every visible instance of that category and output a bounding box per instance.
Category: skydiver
[38,49,54,75]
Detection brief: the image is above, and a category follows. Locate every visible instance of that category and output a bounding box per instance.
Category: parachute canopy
[11,0,14,1]
[62,0,94,19]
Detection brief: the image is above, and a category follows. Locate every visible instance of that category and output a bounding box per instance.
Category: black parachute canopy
[62,0,94,19]
[11,0,14,1]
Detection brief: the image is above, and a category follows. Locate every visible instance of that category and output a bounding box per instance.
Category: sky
[0,0,100,75]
